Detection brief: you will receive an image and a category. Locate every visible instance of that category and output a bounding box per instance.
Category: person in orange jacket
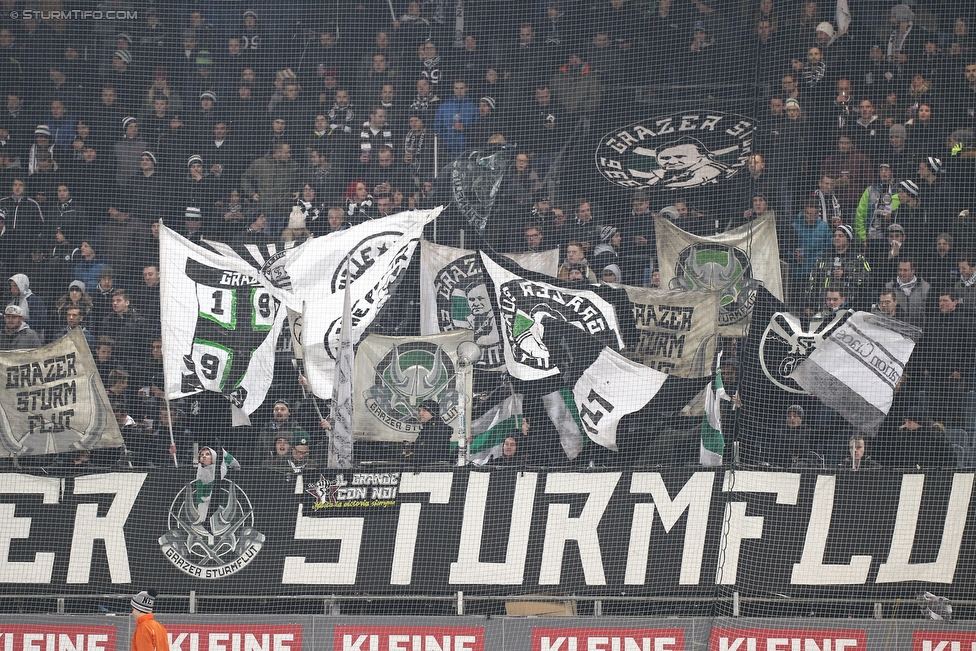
[131,589,170,651]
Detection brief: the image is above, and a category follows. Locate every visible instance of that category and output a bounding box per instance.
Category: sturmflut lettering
[4,471,974,589]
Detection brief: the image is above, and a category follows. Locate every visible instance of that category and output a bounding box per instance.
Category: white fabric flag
[836,0,851,35]
[353,330,473,442]
[656,212,783,337]
[791,312,921,434]
[159,225,286,420]
[204,209,441,311]
[573,347,668,451]
[302,218,429,398]
[0,328,124,457]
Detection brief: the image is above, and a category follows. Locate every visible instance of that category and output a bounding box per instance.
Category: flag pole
[164,397,178,467]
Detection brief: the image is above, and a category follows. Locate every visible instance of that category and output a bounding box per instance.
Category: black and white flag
[791,312,922,434]
[478,250,633,381]
[160,225,286,421]
[419,240,559,372]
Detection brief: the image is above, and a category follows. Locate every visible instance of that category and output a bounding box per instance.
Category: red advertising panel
[0,625,117,651]
[334,626,485,651]
[710,628,867,651]
[531,627,685,651]
[165,625,302,651]
[912,631,976,651]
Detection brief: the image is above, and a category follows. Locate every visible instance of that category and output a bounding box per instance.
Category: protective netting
[0,0,976,623]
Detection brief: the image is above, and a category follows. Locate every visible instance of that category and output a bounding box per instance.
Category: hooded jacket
[0,321,42,350]
[9,274,48,333]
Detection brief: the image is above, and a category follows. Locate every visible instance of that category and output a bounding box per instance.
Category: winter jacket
[131,613,170,651]
[0,323,42,350]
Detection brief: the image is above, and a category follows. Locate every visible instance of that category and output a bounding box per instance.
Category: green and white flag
[467,394,523,454]
[700,353,729,466]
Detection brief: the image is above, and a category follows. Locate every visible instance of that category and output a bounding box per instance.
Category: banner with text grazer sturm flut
[0,470,975,599]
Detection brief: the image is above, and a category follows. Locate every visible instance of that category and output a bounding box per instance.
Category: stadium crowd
[1,0,976,471]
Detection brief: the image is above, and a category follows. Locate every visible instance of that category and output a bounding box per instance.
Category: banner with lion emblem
[655,212,783,337]
[353,331,473,442]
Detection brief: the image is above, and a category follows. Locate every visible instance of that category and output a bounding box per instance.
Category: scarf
[897,276,917,295]
[803,61,826,87]
[328,103,355,134]
[816,190,842,223]
[887,22,913,59]
[192,447,241,523]
[360,122,392,152]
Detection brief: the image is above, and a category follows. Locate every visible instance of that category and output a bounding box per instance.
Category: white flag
[159,225,286,420]
[204,209,441,311]
[330,269,354,468]
[479,250,625,381]
[573,347,668,451]
[353,330,473,442]
[302,218,428,398]
[0,328,124,457]
[836,0,851,35]
[419,240,558,371]
[656,212,784,337]
[791,312,921,434]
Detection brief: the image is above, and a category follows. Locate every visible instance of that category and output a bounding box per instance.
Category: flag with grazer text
[0,328,123,457]
[478,250,632,381]
[420,240,559,372]
[160,225,286,421]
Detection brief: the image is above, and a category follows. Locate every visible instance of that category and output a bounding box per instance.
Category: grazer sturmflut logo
[361,341,461,435]
[669,245,760,329]
[595,112,754,189]
[158,479,265,579]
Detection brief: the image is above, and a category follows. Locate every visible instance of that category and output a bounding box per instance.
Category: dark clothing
[410,418,453,464]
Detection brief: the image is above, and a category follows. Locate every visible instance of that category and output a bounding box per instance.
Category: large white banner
[302,218,429,398]
[353,331,473,442]
[159,226,286,419]
[0,328,123,457]
[419,241,558,371]
[656,213,783,336]
[205,210,442,311]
